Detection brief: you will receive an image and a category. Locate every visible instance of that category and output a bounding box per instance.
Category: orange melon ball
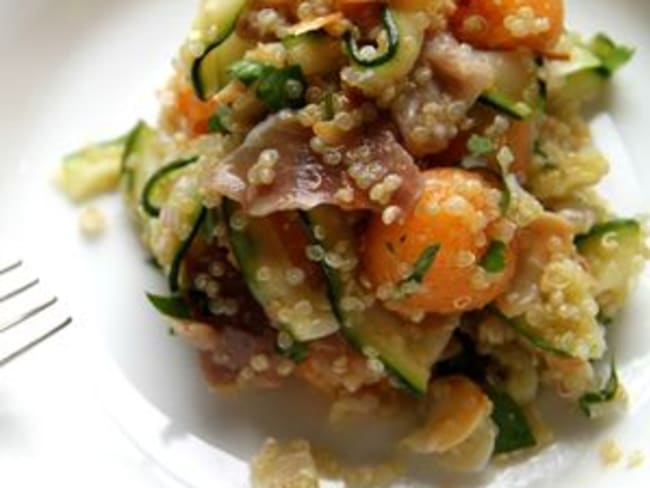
[362,168,517,316]
[450,0,564,51]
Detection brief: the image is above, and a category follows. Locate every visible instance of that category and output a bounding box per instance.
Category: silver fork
[0,259,72,367]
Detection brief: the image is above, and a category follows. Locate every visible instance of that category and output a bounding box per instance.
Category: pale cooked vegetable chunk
[57,137,125,201]
[251,438,320,488]
[401,376,493,454]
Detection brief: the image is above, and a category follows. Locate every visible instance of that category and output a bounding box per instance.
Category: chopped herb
[589,34,634,77]
[405,245,440,284]
[208,106,232,134]
[579,360,619,418]
[229,60,306,112]
[499,187,511,214]
[487,387,537,454]
[228,60,268,85]
[323,91,335,120]
[256,65,305,111]
[168,327,176,336]
[280,341,308,363]
[480,240,507,273]
[467,134,495,156]
[147,293,192,320]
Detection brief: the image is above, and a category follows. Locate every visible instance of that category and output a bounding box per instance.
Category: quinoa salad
[58,0,648,484]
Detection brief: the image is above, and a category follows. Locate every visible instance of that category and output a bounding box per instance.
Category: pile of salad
[59,0,648,480]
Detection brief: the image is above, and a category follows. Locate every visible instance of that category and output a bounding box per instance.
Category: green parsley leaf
[405,245,440,284]
[589,34,634,77]
[280,341,309,364]
[228,60,269,85]
[467,134,495,156]
[208,106,232,134]
[228,61,306,112]
[146,293,192,320]
[256,65,305,112]
[480,240,507,273]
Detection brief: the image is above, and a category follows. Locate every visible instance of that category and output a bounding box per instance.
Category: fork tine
[0,261,22,275]
[0,296,58,334]
[0,279,40,303]
[0,317,72,368]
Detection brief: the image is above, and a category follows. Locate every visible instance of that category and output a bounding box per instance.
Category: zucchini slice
[576,219,645,314]
[283,33,345,76]
[141,156,200,218]
[488,307,575,359]
[169,207,208,293]
[479,91,533,120]
[58,133,127,201]
[302,206,454,395]
[546,33,634,110]
[345,7,399,67]
[190,0,252,100]
[120,121,162,215]
[579,359,621,418]
[223,199,339,342]
[343,9,425,97]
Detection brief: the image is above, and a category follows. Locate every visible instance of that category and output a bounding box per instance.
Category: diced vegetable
[467,134,495,157]
[223,199,339,342]
[480,241,507,274]
[345,7,400,67]
[58,134,127,201]
[141,157,200,218]
[435,332,537,455]
[486,387,537,454]
[479,91,533,120]
[363,168,516,315]
[579,360,620,418]
[303,206,455,395]
[189,0,251,100]
[283,33,345,76]
[489,307,575,358]
[207,106,233,134]
[589,34,635,77]
[120,121,162,214]
[450,0,564,51]
[343,8,426,97]
[576,219,645,315]
[403,245,440,285]
[228,61,306,112]
[169,207,208,292]
[546,33,634,110]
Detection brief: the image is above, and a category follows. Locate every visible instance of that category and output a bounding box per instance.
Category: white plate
[1,0,649,487]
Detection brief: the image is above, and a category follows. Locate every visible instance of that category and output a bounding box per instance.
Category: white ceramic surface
[0,1,649,487]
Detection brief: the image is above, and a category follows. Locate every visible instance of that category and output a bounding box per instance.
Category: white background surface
[1,0,650,487]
